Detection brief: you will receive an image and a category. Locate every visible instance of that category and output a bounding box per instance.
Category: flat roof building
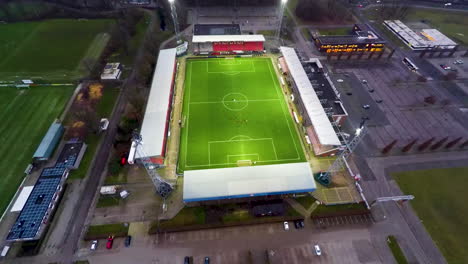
[194,24,241,36]
[33,121,64,160]
[314,24,386,53]
[192,34,265,54]
[383,20,457,50]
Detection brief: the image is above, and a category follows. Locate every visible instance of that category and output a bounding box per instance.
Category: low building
[383,20,457,50]
[314,24,386,53]
[100,62,122,80]
[7,142,86,241]
[280,47,342,157]
[194,24,241,36]
[33,121,64,161]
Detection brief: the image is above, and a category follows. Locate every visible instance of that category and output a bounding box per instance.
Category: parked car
[314,244,322,256]
[90,240,98,251]
[204,257,210,264]
[184,256,191,264]
[124,235,132,247]
[106,236,114,249]
[299,220,305,228]
[453,59,463,65]
[362,104,370,109]
[440,64,451,70]
[283,221,289,231]
[361,79,367,84]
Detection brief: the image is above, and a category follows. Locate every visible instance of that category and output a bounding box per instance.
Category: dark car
[124,235,132,247]
[204,257,210,264]
[299,220,305,228]
[184,256,191,264]
[106,236,114,249]
[294,220,300,229]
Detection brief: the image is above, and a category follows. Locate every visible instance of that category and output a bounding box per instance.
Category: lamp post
[168,0,181,43]
[276,0,288,42]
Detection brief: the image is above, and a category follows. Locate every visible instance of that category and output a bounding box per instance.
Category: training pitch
[178,57,305,172]
[0,86,73,215]
[0,19,113,81]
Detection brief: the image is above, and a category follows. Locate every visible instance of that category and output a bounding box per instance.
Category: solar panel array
[7,142,83,241]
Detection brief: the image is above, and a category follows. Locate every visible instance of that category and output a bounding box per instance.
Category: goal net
[237,160,252,166]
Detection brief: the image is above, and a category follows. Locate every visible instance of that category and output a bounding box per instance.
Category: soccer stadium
[130,25,351,204]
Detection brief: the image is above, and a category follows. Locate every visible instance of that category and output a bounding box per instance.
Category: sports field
[0,19,113,81]
[393,167,468,263]
[0,86,73,215]
[178,57,306,172]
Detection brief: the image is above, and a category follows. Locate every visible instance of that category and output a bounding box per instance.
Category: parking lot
[312,214,373,228]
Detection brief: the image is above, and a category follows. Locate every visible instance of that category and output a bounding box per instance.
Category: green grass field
[178,58,305,172]
[0,19,113,81]
[393,167,468,263]
[0,86,73,214]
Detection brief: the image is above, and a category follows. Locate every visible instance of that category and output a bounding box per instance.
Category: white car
[90,240,98,250]
[283,221,289,230]
[314,244,322,256]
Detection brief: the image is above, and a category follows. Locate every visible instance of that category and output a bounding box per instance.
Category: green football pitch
[0,86,73,215]
[178,57,306,172]
[0,19,113,81]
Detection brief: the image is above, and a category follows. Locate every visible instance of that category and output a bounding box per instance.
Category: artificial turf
[0,19,114,81]
[393,167,468,263]
[0,86,73,215]
[178,57,305,172]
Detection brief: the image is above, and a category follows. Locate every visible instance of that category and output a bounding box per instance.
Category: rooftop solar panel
[7,177,62,240]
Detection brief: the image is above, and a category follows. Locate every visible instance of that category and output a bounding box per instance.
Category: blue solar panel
[7,178,62,240]
[7,142,84,241]
[40,167,66,178]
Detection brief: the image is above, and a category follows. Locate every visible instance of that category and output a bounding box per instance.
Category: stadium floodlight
[168,0,181,43]
[276,0,288,42]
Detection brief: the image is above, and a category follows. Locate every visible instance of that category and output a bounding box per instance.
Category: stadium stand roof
[183,162,316,202]
[194,24,241,35]
[192,35,265,43]
[10,186,34,212]
[137,48,177,158]
[280,47,341,146]
[33,122,64,160]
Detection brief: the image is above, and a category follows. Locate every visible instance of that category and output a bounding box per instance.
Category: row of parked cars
[90,235,132,251]
[283,220,322,256]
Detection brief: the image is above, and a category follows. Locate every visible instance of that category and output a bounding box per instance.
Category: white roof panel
[280,47,341,146]
[192,34,265,43]
[137,48,177,158]
[183,163,316,202]
[10,186,34,212]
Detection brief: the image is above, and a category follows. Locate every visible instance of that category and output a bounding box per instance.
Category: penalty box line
[189,98,280,105]
[208,138,278,165]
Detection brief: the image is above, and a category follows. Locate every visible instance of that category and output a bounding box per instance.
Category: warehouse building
[314,24,386,53]
[383,20,458,50]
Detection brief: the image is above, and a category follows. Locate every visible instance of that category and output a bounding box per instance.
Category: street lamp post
[276,0,288,42]
[168,0,181,43]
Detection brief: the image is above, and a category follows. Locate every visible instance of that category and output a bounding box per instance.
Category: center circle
[222,93,248,111]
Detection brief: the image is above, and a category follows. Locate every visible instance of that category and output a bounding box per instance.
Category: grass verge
[85,223,129,240]
[96,195,120,208]
[311,202,368,217]
[387,236,408,264]
[294,195,317,210]
[393,167,468,263]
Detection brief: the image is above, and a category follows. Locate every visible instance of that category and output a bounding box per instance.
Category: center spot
[222,93,248,111]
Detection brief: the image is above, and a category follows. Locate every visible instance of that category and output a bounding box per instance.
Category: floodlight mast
[323,118,367,179]
[275,0,288,41]
[132,132,173,198]
[168,0,181,43]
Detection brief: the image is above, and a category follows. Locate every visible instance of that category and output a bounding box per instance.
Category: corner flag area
[178,57,306,172]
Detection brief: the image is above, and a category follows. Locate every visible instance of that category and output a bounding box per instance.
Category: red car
[106,236,114,249]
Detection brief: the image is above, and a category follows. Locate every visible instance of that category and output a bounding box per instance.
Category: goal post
[237,160,252,166]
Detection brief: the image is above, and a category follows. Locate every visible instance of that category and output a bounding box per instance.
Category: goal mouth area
[237,160,252,166]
